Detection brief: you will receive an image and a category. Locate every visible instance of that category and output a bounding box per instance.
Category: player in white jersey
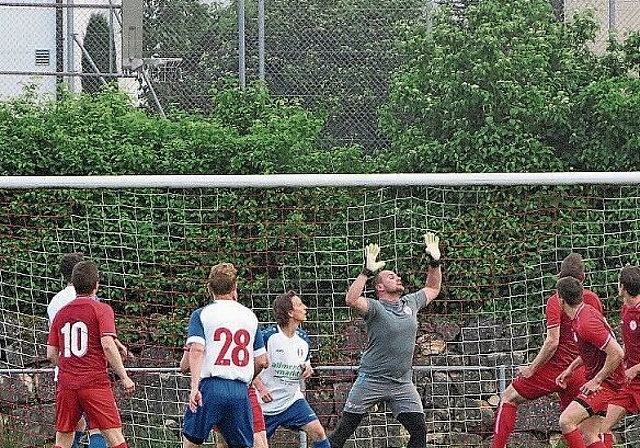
[182,263,269,448]
[253,290,330,448]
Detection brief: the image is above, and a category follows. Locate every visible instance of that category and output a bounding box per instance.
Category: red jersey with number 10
[546,289,603,367]
[47,297,117,390]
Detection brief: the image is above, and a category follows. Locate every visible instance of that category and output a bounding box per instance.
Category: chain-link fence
[0,0,638,149]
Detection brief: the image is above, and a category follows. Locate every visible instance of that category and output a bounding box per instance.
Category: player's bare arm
[46,344,59,366]
[253,375,273,402]
[519,326,560,378]
[102,335,136,395]
[556,356,584,388]
[253,352,269,380]
[114,338,130,359]
[422,232,442,304]
[187,342,205,412]
[347,243,385,313]
[626,362,640,382]
[179,344,191,374]
[581,338,624,394]
[346,274,369,314]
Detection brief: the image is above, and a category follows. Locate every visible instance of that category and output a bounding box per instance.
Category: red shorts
[607,382,640,414]
[248,386,266,432]
[214,386,265,433]
[512,363,587,410]
[56,388,122,432]
[574,383,620,416]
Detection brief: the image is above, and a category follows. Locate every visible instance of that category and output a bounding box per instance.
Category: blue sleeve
[262,325,277,349]
[186,308,205,340]
[253,326,265,351]
[298,328,312,362]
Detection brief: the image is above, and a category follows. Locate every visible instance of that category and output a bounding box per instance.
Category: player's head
[71,260,99,295]
[207,262,237,298]
[273,290,307,326]
[60,252,85,283]
[619,265,640,297]
[556,276,583,307]
[559,253,585,282]
[373,269,404,297]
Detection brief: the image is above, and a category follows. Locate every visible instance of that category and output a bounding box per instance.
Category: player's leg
[251,430,267,448]
[54,432,76,448]
[79,388,128,448]
[247,386,268,448]
[328,412,365,448]
[389,383,427,448]
[274,399,329,448]
[217,379,254,448]
[70,417,87,448]
[81,413,108,448]
[579,415,606,447]
[100,428,128,448]
[55,390,84,448]
[213,428,227,448]
[183,378,224,448]
[600,402,630,448]
[491,383,529,448]
[559,400,591,448]
[328,375,379,448]
[396,413,426,448]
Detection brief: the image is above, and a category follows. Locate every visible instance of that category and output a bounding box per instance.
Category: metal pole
[258,0,265,81]
[238,0,246,88]
[608,0,616,37]
[66,0,75,91]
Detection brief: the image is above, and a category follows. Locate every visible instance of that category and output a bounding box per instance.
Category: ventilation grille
[35,49,51,66]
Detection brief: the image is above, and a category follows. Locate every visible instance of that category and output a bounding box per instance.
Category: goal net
[1,173,639,448]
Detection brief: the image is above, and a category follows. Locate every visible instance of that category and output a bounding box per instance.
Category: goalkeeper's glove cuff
[361,268,375,277]
[427,256,441,268]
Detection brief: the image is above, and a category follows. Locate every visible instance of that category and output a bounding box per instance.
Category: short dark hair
[559,253,585,280]
[620,265,640,297]
[207,263,237,297]
[273,290,298,327]
[71,261,99,295]
[556,276,583,306]
[60,253,85,283]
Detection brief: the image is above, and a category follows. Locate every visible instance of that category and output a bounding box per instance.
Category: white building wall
[0,0,57,100]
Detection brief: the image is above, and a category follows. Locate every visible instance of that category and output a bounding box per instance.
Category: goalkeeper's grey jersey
[359,289,427,382]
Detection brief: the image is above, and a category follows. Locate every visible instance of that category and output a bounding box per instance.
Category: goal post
[1,173,640,448]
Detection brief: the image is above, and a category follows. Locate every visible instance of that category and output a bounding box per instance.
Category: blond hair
[207,263,237,297]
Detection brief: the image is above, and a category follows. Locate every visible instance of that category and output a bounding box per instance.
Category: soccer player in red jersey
[47,261,135,448]
[598,265,640,448]
[492,253,603,448]
[556,276,625,448]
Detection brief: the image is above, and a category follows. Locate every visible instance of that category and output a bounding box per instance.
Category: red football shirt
[47,296,117,390]
[546,289,603,367]
[621,302,640,384]
[572,303,625,389]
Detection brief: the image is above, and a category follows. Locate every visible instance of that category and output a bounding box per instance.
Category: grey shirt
[358,289,427,382]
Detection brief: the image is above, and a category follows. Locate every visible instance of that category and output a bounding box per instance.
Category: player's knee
[304,420,327,441]
[558,410,577,432]
[501,384,524,405]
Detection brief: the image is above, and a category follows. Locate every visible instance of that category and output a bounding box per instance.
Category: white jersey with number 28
[186,300,266,384]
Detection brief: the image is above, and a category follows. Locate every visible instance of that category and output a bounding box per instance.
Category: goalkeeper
[328,233,442,448]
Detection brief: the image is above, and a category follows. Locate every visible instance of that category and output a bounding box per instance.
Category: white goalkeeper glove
[424,232,441,267]
[363,243,385,276]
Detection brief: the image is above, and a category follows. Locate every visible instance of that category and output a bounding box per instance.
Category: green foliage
[378,0,639,173]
